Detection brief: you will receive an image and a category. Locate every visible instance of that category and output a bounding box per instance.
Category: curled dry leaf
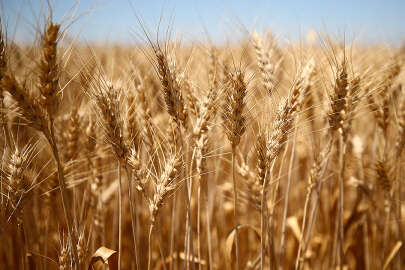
[225,224,261,270]
[88,246,118,270]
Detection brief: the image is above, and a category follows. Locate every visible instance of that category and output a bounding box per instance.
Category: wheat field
[0,4,404,270]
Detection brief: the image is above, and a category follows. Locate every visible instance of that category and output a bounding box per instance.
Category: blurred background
[2,0,405,45]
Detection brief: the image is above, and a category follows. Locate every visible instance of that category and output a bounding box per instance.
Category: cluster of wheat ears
[0,8,404,270]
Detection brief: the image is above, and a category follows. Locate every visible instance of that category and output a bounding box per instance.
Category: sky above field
[2,0,405,45]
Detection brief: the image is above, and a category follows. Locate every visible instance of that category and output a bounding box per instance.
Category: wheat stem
[46,120,79,267]
[232,147,241,270]
[169,193,177,270]
[280,122,298,269]
[126,167,140,270]
[148,224,154,270]
[260,174,267,270]
[295,183,312,270]
[205,169,213,270]
[118,160,122,270]
[197,170,202,270]
[338,137,347,270]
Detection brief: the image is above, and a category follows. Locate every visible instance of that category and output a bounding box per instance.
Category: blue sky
[2,0,405,45]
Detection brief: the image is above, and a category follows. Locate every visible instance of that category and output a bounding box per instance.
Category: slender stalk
[269,139,290,246]
[394,159,403,269]
[267,161,277,270]
[118,161,122,270]
[197,174,202,270]
[338,138,347,270]
[295,184,312,270]
[148,224,154,270]
[232,147,241,270]
[44,214,49,270]
[178,128,194,270]
[126,167,140,270]
[184,208,190,270]
[280,124,298,269]
[260,178,267,270]
[296,143,330,270]
[382,205,391,265]
[331,137,340,267]
[157,223,168,270]
[301,148,330,270]
[188,146,198,270]
[205,172,213,270]
[46,121,79,267]
[261,159,274,270]
[20,222,28,270]
[169,194,177,270]
[301,193,320,270]
[189,147,197,270]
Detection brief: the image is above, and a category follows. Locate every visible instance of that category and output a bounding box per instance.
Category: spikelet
[136,84,155,150]
[137,80,151,121]
[77,231,86,264]
[256,132,267,189]
[90,80,127,161]
[381,62,401,131]
[375,160,392,211]
[58,234,71,270]
[85,118,96,154]
[367,93,385,130]
[2,74,47,132]
[208,47,219,90]
[302,58,317,131]
[127,147,147,196]
[289,82,303,116]
[222,70,248,148]
[184,77,199,118]
[328,59,348,134]
[149,151,182,224]
[285,67,307,138]
[126,92,140,150]
[252,32,276,95]
[193,87,217,138]
[155,48,187,125]
[308,143,331,192]
[381,61,402,96]
[167,117,180,149]
[64,107,80,161]
[396,87,405,155]
[3,142,37,223]
[289,63,311,115]
[38,21,61,116]
[266,98,293,164]
[341,74,361,142]
[196,132,209,181]
[369,61,402,133]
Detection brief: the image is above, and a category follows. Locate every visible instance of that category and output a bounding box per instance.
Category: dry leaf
[225,224,261,270]
[88,246,118,270]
